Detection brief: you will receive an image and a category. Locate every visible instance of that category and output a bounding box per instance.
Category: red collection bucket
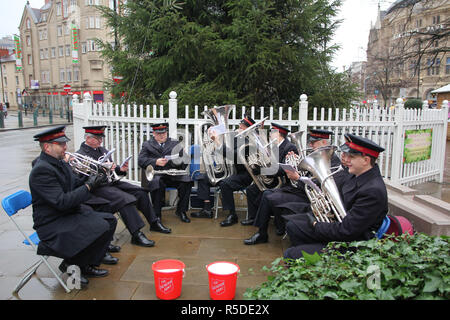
[152,259,185,300]
[206,261,240,300]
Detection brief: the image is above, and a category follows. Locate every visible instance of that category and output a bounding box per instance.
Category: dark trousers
[254,188,306,234]
[151,176,193,217]
[246,184,262,220]
[197,174,213,201]
[283,215,327,260]
[217,171,252,212]
[65,215,117,267]
[125,188,159,225]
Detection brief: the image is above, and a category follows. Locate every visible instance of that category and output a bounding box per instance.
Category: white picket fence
[72,91,449,187]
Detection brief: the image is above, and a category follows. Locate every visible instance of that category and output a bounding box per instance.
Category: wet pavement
[0,124,448,300]
[0,125,285,300]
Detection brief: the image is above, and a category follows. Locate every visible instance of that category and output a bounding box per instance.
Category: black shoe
[108,244,121,253]
[131,231,155,247]
[102,252,119,265]
[220,213,238,227]
[150,220,172,234]
[191,209,213,218]
[59,262,89,286]
[244,232,268,245]
[176,211,191,223]
[240,218,255,226]
[81,265,109,278]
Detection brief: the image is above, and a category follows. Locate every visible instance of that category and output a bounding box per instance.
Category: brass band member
[29,126,116,287]
[243,129,342,245]
[284,134,387,260]
[138,123,193,223]
[76,125,167,248]
[241,123,298,225]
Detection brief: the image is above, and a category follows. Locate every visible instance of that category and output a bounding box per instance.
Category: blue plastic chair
[1,190,71,293]
[376,215,391,239]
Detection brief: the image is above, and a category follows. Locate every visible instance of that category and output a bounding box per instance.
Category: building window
[60,69,65,82]
[67,69,72,82]
[51,47,56,58]
[26,18,31,29]
[427,58,440,76]
[66,45,71,56]
[432,15,440,24]
[26,36,31,46]
[59,46,64,57]
[57,3,62,16]
[446,57,450,75]
[81,42,87,53]
[27,54,32,65]
[16,76,19,85]
[57,25,62,37]
[40,49,44,60]
[44,48,49,59]
[74,67,80,81]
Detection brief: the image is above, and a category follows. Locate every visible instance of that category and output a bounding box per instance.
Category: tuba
[298,145,347,223]
[197,105,235,185]
[236,117,282,192]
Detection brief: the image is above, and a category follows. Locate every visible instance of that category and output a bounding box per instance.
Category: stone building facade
[19,0,117,104]
[366,0,449,107]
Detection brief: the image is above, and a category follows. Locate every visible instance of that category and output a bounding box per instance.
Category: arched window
[26,18,31,29]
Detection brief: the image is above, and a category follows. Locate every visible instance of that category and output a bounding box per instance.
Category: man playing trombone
[76,125,167,248]
[138,123,193,223]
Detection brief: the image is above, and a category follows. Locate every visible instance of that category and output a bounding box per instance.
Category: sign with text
[403,129,433,163]
[13,35,22,71]
[71,25,79,64]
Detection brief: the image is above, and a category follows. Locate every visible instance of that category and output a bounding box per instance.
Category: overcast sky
[0,0,396,70]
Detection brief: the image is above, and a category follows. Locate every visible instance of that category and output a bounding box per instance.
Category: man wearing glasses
[29,125,117,287]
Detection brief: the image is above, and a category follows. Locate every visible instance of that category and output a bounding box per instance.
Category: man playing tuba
[283,134,387,260]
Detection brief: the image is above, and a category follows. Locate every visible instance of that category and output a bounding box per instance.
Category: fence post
[0,111,4,128]
[390,98,405,183]
[33,109,38,126]
[72,93,91,152]
[422,100,429,110]
[49,109,53,124]
[438,100,449,183]
[168,91,178,140]
[299,94,308,148]
[18,110,23,127]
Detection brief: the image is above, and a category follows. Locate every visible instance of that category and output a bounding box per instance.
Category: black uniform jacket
[76,142,144,211]
[287,164,388,242]
[29,152,111,259]
[138,137,191,191]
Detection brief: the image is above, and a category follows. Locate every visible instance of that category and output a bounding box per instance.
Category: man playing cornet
[76,125,165,248]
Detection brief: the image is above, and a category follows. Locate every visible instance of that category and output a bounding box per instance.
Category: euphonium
[236,117,282,192]
[298,145,347,223]
[197,105,235,185]
[285,131,309,187]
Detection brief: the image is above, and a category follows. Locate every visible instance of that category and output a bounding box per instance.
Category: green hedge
[404,99,423,109]
[244,233,449,300]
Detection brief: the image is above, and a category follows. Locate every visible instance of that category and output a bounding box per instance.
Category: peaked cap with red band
[271,122,290,135]
[307,129,333,142]
[83,125,106,137]
[151,122,169,133]
[340,133,384,159]
[33,125,70,143]
[240,115,255,128]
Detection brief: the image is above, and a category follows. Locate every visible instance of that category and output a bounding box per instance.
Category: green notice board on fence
[403,129,433,163]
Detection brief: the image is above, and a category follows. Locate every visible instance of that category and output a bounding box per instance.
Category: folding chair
[376,215,391,239]
[1,190,71,293]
